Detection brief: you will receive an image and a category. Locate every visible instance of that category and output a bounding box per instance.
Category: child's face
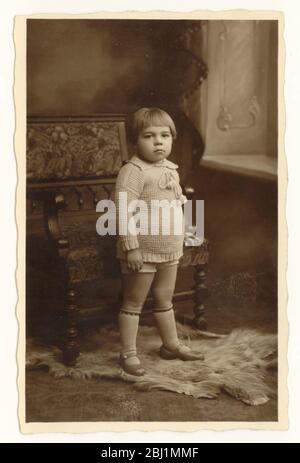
[136,125,173,163]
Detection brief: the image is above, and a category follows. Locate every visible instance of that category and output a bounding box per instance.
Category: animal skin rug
[26,323,277,406]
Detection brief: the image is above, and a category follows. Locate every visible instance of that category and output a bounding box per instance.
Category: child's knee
[121,298,144,314]
[151,288,173,310]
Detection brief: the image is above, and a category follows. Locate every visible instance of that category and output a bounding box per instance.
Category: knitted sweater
[114,155,186,262]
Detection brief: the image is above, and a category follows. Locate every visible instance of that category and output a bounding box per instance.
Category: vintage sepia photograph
[15,11,286,431]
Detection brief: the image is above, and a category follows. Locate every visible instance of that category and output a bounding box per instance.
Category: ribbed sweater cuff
[120,235,140,251]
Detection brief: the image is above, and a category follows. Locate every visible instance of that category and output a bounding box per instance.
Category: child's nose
[154,137,163,144]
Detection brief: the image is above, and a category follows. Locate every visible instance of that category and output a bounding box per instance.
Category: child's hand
[126,249,143,272]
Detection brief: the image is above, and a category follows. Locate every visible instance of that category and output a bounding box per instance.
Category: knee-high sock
[118,312,140,364]
[153,308,179,351]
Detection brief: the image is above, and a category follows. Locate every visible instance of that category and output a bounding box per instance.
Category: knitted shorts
[120,259,179,274]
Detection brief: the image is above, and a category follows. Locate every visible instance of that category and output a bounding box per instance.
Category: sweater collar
[128,155,178,171]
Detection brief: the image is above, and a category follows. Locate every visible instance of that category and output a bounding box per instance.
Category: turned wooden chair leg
[193,264,209,330]
[63,286,80,366]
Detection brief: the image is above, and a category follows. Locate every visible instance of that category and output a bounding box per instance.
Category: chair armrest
[181,184,195,200]
[43,192,69,251]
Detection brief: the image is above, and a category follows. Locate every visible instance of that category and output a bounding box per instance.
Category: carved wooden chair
[27,115,209,365]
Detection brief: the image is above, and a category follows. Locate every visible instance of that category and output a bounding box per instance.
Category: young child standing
[115,107,204,376]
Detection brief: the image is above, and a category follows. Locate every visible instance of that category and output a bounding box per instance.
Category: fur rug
[26,323,277,406]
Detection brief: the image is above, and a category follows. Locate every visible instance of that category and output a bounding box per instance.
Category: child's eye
[162,133,170,138]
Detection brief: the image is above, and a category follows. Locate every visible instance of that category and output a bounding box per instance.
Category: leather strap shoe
[159,343,204,361]
[119,352,145,376]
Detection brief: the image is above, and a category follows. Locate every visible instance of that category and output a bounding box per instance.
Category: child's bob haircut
[127,107,177,144]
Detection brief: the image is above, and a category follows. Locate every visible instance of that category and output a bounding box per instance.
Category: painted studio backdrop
[26,19,279,423]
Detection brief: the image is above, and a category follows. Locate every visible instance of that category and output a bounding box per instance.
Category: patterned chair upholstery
[27,115,209,365]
